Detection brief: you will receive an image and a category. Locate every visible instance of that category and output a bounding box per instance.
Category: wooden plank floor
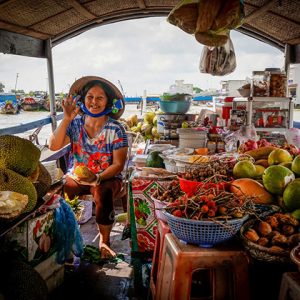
[49,205,138,300]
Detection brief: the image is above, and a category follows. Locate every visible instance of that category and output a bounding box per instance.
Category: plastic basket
[151,196,168,222]
[164,211,248,248]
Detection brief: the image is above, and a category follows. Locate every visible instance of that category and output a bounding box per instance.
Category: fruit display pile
[243,213,300,252]
[164,176,254,221]
[231,139,300,220]
[151,180,184,202]
[0,135,52,219]
[119,112,159,141]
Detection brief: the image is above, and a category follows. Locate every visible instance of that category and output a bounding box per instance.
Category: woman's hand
[62,94,81,121]
[68,174,100,187]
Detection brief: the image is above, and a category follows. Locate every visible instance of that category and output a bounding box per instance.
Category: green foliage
[0,82,5,92]
[193,87,203,93]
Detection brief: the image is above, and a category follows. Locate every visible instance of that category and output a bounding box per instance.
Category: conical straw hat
[69,76,125,119]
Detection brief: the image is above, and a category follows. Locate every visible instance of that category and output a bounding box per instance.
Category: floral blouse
[66,116,128,178]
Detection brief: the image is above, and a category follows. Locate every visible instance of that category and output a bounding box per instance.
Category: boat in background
[0,93,19,114]
[20,97,44,111]
[43,98,63,112]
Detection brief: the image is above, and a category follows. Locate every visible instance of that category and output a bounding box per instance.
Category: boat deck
[49,204,141,300]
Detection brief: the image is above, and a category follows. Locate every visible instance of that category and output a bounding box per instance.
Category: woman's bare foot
[100,243,116,259]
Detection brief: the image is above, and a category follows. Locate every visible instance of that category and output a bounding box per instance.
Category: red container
[179,177,230,197]
[222,106,232,120]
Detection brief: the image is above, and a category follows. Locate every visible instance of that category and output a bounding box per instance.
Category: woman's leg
[91,178,122,258]
[63,176,91,199]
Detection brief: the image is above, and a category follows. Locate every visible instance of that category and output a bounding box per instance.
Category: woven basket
[240,219,291,264]
[164,211,248,248]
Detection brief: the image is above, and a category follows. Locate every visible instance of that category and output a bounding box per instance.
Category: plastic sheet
[54,196,84,264]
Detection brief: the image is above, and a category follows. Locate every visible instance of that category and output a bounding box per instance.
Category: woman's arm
[49,119,71,151]
[49,95,80,151]
[99,147,128,180]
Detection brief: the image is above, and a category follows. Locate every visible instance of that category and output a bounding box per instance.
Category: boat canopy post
[45,39,57,132]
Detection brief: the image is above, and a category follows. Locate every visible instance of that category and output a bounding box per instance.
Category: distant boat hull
[43,100,63,112]
[0,94,19,114]
[0,107,18,114]
[21,103,43,111]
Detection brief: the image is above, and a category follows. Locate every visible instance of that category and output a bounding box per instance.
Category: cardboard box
[35,253,64,292]
[6,210,56,266]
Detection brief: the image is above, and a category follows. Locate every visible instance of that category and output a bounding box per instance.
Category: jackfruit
[34,163,52,200]
[0,191,28,219]
[0,135,41,176]
[0,168,37,213]
[74,165,96,181]
[27,164,40,183]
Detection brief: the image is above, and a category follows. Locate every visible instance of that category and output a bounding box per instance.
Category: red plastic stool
[279,272,300,300]
[150,220,171,299]
[155,233,250,300]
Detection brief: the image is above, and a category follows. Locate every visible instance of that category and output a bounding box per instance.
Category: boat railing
[0,113,69,162]
[0,113,64,135]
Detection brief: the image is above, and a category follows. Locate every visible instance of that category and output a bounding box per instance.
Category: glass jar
[269,72,287,97]
[252,71,270,97]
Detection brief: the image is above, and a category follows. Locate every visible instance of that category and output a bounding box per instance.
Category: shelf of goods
[232,97,293,133]
[247,97,293,132]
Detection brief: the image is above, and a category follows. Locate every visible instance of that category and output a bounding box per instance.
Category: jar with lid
[216,141,225,153]
[252,71,270,97]
[269,71,287,97]
[207,141,216,154]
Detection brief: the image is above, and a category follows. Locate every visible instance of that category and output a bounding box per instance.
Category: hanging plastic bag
[199,37,236,76]
[167,0,199,34]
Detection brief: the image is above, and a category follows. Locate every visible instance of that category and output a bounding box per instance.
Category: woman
[49,76,128,259]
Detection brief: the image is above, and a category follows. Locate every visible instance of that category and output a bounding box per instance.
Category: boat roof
[0,0,299,54]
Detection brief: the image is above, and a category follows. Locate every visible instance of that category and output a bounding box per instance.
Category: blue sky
[0,17,284,96]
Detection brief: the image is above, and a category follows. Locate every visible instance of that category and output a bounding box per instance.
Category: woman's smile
[85,86,108,113]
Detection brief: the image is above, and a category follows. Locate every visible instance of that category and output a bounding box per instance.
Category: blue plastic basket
[164,211,248,248]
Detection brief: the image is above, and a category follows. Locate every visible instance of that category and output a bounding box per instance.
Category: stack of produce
[119,112,159,141]
[243,213,300,254]
[0,135,52,216]
[165,186,252,221]
[152,180,184,203]
[230,139,300,219]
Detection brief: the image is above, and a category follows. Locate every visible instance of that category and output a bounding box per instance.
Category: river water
[1,104,300,145]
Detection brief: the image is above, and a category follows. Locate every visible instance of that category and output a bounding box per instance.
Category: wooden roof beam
[66,0,96,19]
[0,20,49,39]
[0,0,15,9]
[137,0,146,9]
[245,0,277,22]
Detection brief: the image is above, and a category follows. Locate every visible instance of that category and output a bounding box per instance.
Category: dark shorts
[63,176,122,225]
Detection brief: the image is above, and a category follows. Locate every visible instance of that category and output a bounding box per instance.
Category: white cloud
[0,17,284,95]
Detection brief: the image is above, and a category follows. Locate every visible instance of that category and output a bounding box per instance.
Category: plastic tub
[159,100,191,114]
[179,138,207,149]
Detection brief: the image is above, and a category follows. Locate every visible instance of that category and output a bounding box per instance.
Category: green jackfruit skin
[0,168,37,213]
[0,135,41,177]
[34,163,52,200]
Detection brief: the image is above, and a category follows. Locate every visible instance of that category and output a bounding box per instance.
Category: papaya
[244,146,277,161]
[255,159,269,168]
[230,178,274,204]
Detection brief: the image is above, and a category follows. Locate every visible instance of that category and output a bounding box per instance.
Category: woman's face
[84,85,108,114]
